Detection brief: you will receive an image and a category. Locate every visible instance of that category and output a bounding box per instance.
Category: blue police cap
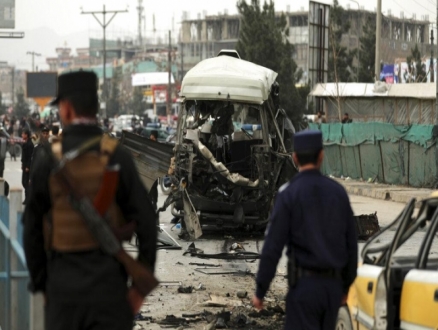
[294,130,323,153]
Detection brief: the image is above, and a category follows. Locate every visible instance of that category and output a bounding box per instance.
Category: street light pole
[26,51,41,71]
[349,0,361,82]
[81,5,128,118]
[375,0,382,80]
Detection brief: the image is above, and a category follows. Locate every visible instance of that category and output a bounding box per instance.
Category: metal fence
[0,180,43,330]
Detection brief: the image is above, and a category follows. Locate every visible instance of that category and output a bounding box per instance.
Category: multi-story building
[179,9,433,83]
[46,47,102,72]
[0,63,27,106]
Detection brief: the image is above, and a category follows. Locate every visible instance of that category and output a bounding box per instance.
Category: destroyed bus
[121,52,298,239]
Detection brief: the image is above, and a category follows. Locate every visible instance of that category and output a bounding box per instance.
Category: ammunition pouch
[43,134,132,253]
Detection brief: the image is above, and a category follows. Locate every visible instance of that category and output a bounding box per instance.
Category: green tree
[14,88,29,118]
[236,0,307,125]
[358,16,376,82]
[130,87,144,116]
[107,66,122,117]
[407,44,426,83]
[328,0,355,83]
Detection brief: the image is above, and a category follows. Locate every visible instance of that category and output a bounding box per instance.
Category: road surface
[5,158,418,329]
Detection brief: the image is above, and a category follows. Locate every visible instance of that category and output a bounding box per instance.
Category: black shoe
[170,217,179,224]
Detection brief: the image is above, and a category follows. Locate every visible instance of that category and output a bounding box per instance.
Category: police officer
[253,130,358,329]
[23,71,157,330]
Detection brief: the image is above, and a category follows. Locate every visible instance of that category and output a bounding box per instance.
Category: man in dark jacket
[21,128,34,204]
[23,71,157,330]
[253,130,357,330]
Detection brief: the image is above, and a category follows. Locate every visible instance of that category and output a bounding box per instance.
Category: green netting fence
[308,122,438,187]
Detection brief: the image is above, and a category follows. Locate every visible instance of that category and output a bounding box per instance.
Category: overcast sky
[2,0,437,70]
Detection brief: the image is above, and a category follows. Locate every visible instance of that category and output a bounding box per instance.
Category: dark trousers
[22,170,29,200]
[45,299,133,330]
[285,277,343,330]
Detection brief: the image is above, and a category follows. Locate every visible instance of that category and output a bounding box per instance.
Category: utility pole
[167,30,172,117]
[349,0,360,82]
[436,5,438,121]
[11,67,15,107]
[137,0,144,47]
[431,29,434,83]
[81,5,128,118]
[375,0,382,80]
[26,51,41,71]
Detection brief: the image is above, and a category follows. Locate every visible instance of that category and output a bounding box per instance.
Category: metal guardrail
[0,181,42,330]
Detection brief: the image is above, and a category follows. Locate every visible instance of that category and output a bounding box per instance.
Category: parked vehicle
[139,124,172,143]
[337,195,438,330]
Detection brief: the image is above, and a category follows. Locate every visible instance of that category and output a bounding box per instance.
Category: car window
[361,199,416,265]
[425,225,438,269]
[158,130,169,139]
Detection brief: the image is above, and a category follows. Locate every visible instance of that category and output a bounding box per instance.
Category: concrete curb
[334,179,433,207]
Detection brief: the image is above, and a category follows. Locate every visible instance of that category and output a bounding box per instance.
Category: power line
[81,5,128,118]
[411,0,436,15]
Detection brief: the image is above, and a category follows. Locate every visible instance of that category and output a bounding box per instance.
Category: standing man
[23,71,157,330]
[0,134,7,177]
[253,130,357,329]
[29,126,50,180]
[341,113,353,124]
[150,130,158,142]
[21,128,34,204]
[49,124,60,143]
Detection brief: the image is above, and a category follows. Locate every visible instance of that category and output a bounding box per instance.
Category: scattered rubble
[177,285,194,294]
[236,291,248,299]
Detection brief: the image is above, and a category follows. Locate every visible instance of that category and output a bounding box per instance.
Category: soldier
[23,71,157,330]
[253,130,358,329]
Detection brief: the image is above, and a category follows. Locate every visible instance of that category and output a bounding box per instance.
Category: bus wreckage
[121,53,380,240]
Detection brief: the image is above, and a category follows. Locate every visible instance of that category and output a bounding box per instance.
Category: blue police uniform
[255,130,358,329]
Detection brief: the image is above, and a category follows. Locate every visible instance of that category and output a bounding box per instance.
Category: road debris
[189,262,221,267]
[202,294,243,307]
[160,281,183,287]
[177,285,194,294]
[230,242,245,251]
[183,242,260,260]
[236,290,248,298]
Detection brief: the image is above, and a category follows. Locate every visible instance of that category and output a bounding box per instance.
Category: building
[0,64,27,107]
[309,82,437,124]
[179,9,433,84]
[46,47,101,72]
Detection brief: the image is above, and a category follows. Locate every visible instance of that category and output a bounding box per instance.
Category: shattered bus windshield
[181,101,262,139]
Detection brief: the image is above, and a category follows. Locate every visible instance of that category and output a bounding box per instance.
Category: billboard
[0,0,15,29]
[308,1,330,87]
[308,1,330,112]
[26,72,58,98]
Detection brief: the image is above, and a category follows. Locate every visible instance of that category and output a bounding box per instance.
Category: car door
[354,199,416,330]
[400,203,438,330]
[354,264,385,329]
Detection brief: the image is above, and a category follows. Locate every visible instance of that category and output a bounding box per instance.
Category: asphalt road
[136,187,408,329]
[5,157,414,329]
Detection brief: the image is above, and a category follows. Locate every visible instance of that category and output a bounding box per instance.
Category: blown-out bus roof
[180,55,278,105]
